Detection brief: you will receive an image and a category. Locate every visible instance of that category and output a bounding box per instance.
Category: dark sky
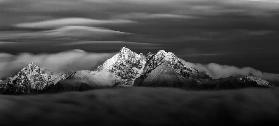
[0,0,279,73]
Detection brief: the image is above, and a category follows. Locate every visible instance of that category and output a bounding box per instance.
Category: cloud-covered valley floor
[1,87,279,126]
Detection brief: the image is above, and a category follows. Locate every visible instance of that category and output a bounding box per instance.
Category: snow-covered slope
[97,47,146,86]
[135,62,199,88]
[2,63,67,94]
[135,50,211,86]
[144,50,210,79]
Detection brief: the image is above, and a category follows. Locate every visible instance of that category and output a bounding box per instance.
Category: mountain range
[0,47,272,94]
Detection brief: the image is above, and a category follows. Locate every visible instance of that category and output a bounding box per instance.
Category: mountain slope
[135,50,211,87]
[135,63,199,88]
[194,75,272,89]
[1,63,67,94]
[97,47,146,86]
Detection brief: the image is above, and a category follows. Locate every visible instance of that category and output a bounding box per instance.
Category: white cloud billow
[0,50,114,79]
[195,63,279,81]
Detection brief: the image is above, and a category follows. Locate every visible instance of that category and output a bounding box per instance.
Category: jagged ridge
[142,50,210,80]
[97,47,146,86]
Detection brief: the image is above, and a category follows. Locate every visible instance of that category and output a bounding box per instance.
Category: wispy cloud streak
[15,18,135,28]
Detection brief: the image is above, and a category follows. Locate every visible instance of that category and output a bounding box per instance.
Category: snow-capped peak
[97,47,146,86]
[156,50,177,61]
[143,50,209,80]
[5,63,67,94]
[21,62,41,75]
[120,46,133,56]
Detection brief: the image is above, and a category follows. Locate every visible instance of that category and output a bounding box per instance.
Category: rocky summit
[97,47,146,86]
[134,50,212,87]
[143,50,210,80]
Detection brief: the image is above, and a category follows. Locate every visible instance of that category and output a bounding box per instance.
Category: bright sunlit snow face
[0,0,279,73]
